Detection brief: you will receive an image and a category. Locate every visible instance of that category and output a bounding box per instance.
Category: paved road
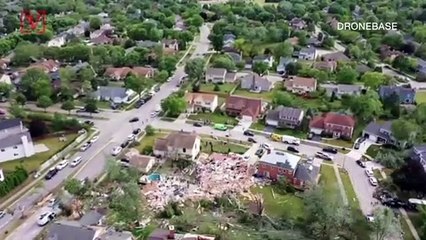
[2,24,211,240]
[150,119,380,215]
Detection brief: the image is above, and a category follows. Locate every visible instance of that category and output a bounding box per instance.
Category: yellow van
[271,133,282,142]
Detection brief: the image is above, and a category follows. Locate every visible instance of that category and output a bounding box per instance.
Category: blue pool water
[148,173,161,181]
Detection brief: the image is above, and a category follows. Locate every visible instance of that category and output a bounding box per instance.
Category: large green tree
[161,96,186,117]
[184,58,205,81]
[336,66,359,84]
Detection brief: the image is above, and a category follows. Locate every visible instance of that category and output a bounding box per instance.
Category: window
[13,146,18,149]
[182,148,186,153]
[14,153,18,156]
[0,149,4,152]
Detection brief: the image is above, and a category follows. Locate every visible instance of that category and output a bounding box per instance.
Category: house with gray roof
[223,33,236,48]
[47,222,100,240]
[205,68,227,83]
[320,84,363,98]
[240,73,273,92]
[79,209,105,226]
[98,229,133,240]
[253,55,274,68]
[226,52,242,62]
[411,145,426,172]
[265,106,304,129]
[321,52,350,62]
[294,163,320,189]
[276,57,295,75]
[362,121,405,147]
[379,86,416,104]
[298,47,316,60]
[91,86,135,104]
[0,119,35,163]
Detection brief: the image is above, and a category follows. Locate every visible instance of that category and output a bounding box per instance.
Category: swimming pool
[148,173,161,181]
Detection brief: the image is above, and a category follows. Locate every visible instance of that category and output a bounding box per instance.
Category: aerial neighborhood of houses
[0,0,426,240]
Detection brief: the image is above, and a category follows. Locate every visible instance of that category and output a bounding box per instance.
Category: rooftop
[260,150,301,170]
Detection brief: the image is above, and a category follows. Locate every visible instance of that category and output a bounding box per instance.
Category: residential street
[1,24,211,240]
[150,119,380,215]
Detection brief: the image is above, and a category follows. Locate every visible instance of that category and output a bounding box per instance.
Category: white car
[48,198,57,207]
[111,146,122,156]
[366,215,375,222]
[365,169,374,177]
[369,177,378,186]
[315,152,333,160]
[70,156,82,167]
[261,143,272,151]
[90,136,99,143]
[127,134,136,141]
[37,212,56,226]
[80,143,90,151]
[56,160,68,170]
[0,210,5,219]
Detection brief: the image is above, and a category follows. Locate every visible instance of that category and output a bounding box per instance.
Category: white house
[154,132,201,161]
[0,119,35,163]
[185,92,219,113]
[48,36,66,47]
[0,74,11,85]
[91,86,134,104]
[205,68,227,83]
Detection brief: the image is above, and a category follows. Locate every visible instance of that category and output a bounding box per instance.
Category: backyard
[415,91,426,104]
[0,133,78,172]
[250,186,305,219]
[200,83,236,95]
[233,88,277,102]
[136,131,168,153]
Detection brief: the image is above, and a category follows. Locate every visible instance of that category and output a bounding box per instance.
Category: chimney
[168,225,175,239]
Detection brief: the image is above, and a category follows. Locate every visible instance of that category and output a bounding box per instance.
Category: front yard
[415,91,426,104]
[200,138,249,154]
[0,133,78,172]
[136,131,168,153]
[187,112,238,125]
[250,186,305,219]
[319,164,339,197]
[366,145,381,158]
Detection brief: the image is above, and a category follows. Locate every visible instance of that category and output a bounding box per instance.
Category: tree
[322,37,335,49]
[125,75,145,99]
[0,83,11,99]
[15,93,26,106]
[273,41,294,59]
[37,96,53,112]
[8,104,26,118]
[272,92,294,107]
[391,119,418,143]
[361,72,386,90]
[252,62,269,76]
[375,150,405,168]
[213,84,220,92]
[33,79,53,99]
[286,62,303,75]
[349,91,383,121]
[29,119,48,138]
[61,100,75,114]
[392,159,426,194]
[370,208,402,240]
[415,103,426,124]
[79,67,95,82]
[211,56,236,71]
[161,96,186,117]
[336,66,358,84]
[89,17,102,30]
[145,125,155,136]
[64,178,86,196]
[84,98,98,113]
[159,56,178,74]
[184,58,205,81]
[12,43,42,66]
[208,33,224,52]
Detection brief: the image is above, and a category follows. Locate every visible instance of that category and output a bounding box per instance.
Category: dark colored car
[322,147,338,154]
[142,95,152,102]
[121,140,131,148]
[248,137,257,143]
[129,117,139,123]
[243,130,254,137]
[354,142,360,149]
[255,148,265,157]
[45,168,58,180]
[356,160,366,168]
[287,146,299,153]
[84,120,94,126]
[193,122,202,127]
[133,128,142,135]
[154,86,160,92]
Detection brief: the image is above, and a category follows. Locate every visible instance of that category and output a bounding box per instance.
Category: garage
[363,132,378,142]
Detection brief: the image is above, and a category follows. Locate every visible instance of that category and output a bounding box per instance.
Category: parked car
[248,137,257,143]
[135,100,145,108]
[128,134,136,141]
[56,160,68,170]
[84,120,94,126]
[243,130,254,137]
[129,117,139,123]
[356,160,366,168]
[48,198,58,207]
[37,212,56,226]
[133,128,142,135]
[354,142,360,149]
[45,168,58,180]
[111,146,122,156]
[90,135,99,143]
[193,122,202,127]
[366,214,375,222]
[150,111,160,118]
[80,142,91,151]
[255,148,265,157]
[261,143,272,151]
[365,169,374,177]
[70,156,82,167]
[287,146,299,153]
[369,177,378,186]
[0,210,5,219]
[322,147,338,154]
[315,152,332,160]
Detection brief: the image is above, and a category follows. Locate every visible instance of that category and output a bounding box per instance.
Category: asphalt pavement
[2,24,211,240]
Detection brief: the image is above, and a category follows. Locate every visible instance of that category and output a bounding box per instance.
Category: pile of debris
[142,153,255,211]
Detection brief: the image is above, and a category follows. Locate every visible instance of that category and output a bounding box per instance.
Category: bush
[142,146,153,155]
[0,167,28,197]
[145,125,155,136]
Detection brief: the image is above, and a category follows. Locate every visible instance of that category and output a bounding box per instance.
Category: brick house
[309,112,356,139]
[225,96,263,121]
[257,150,319,189]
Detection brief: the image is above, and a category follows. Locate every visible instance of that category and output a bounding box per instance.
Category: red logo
[20,9,47,34]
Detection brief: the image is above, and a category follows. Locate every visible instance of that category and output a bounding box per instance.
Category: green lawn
[233,88,275,101]
[251,186,305,219]
[74,99,111,109]
[273,128,307,139]
[415,91,426,104]
[188,112,238,125]
[200,83,236,95]
[339,170,359,209]
[319,164,339,198]
[250,121,266,131]
[322,139,353,148]
[366,145,381,158]
[401,218,416,240]
[0,133,78,173]
[137,132,168,153]
[200,139,249,154]
[408,212,423,239]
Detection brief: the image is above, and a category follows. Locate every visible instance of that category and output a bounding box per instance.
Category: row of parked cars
[111,128,143,156]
